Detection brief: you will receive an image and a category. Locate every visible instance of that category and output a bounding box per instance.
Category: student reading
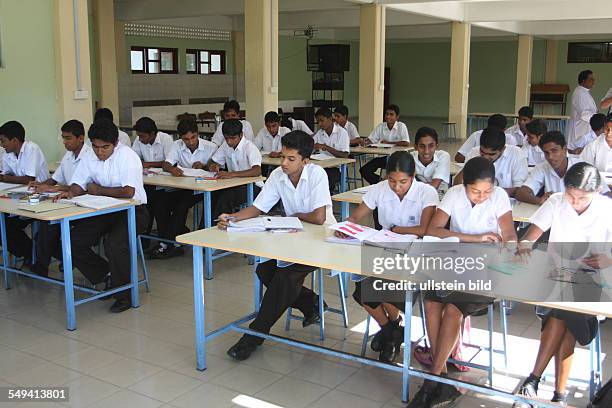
[312,107,350,192]
[407,157,518,408]
[217,130,334,361]
[57,119,149,313]
[513,162,612,408]
[211,100,255,146]
[0,120,49,263]
[338,151,438,363]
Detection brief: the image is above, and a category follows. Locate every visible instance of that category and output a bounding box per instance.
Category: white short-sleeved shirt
[411,150,451,186]
[289,118,313,135]
[118,130,132,147]
[438,184,512,235]
[530,192,612,242]
[505,124,526,146]
[343,121,360,140]
[363,180,438,230]
[0,147,5,172]
[368,121,410,144]
[569,129,598,151]
[52,143,91,186]
[211,120,255,146]
[2,140,49,182]
[522,143,546,166]
[254,126,290,152]
[523,156,585,195]
[457,129,516,157]
[313,124,350,158]
[212,136,262,172]
[132,132,174,163]
[71,143,147,204]
[580,134,612,172]
[165,138,218,168]
[254,163,332,220]
[466,144,528,188]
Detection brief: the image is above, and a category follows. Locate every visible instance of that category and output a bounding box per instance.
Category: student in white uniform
[506,106,533,147]
[360,104,410,185]
[209,119,262,219]
[522,119,547,166]
[211,100,255,146]
[410,127,451,192]
[455,114,508,163]
[217,131,333,361]
[408,157,518,408]
[580,113,612,172]
[0,120,49,263]
[333,105,360,145]
[601,86,612,113]
[28,120,90,277]
[456,127,529,198]
[254,111,290,157]
[567,70,598,146]
[148,119,218,259]
[568,113,605,155]
[312,107,350,192]
[58,119,149,313]
[94,108,132,146]
[338,152,438,363]
[513,162,611,408]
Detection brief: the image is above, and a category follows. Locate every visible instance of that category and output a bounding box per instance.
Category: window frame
[186,49,226,75]
[567,42,612,64]
[130,46,178,74]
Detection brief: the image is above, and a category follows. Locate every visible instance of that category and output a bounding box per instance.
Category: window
[186,49,226,74]
[567,42,612,63]
[130,46,178,74]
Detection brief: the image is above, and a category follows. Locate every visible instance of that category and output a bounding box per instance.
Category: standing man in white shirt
[312,108,350,192]
[94,108,132,147]
[580,113,612,172]
[601,86,612,114]
[58,119,149,313]
[567,70,598,146]
[506,106,533,147]
[360,104,410,185]
[0,120,49,263]
[333,105,360,145]
[211,100,255,146]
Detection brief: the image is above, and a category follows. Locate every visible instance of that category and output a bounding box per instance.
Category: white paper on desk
[178,166,217,178]
[228,216,304,232]
[260,151,272,156]
[328,221,378,242]
[353,185,375,194]
[422,236,460,243]
[370,143,394,148]
[310,153,335,161]
[0,182,22,191]
[324,235,362,245]
[17,202,74,213]
[59,194,125,210]
[7,185,32,193]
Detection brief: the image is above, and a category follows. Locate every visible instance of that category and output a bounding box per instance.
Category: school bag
[588,378,612,408]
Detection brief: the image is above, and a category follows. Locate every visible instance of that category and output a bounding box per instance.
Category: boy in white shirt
[313,107,350,192]
[0,121,49,263]
[455,114,508,163]
[217,131,333,361]
[211,100,255,146]
[410,127,451,192]
[505,106,533,147]
[522,119,547,166]
[568,113,605,155]
[333,105,360,145]
[58,118,149,313]
[94,108,132,147]
[209,119,262,219]
[254,111,290,157]
[132,117,174,168]
[279,108,313,135]
[580,113,612,172]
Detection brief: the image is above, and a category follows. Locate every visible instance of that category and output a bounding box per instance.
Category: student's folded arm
[503,186,518,198]
[394,206,435,237]
[454,152,465,163]
[92,185,135,199]
[394,140,410,147]
[346,203,373,224]
[1,174,35,184]
[68,183,86,197]
[225,165,261,178]
[161,161,175,172]
[293,205,327,225]
[515,186,540,205]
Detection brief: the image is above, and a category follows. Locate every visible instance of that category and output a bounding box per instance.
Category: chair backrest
[177,112,197,121]
[198,111,216,120]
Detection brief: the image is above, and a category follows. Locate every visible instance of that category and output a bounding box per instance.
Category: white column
[93,0,119,116]
[448,22,471,139]
[515,35,533,112]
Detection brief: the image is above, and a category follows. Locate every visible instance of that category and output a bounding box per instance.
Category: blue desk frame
[0,204,139,331]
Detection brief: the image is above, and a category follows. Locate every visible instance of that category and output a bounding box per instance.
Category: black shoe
[512,374,540,408]
[227,337,258,361]
[29,263,49,277]
[99,275,113,301]
[428,382,462,408]
[147,245,184,260]
[110,297,132,313]
[379,340,399,363]
[551,391,567,407]
[302,299,328,328]
[370,330,384,352]
[406,379,438,408]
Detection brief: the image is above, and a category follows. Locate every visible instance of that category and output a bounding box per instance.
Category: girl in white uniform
[513,162,612,408]
[338,151,439,363]
[408,157,518,408]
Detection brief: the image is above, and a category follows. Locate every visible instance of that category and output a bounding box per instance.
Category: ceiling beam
[465,0,612,22]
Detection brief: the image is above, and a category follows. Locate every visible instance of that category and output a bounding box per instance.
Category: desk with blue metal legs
[0,199,139,331]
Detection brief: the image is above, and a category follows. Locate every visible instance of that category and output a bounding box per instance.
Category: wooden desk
[0,197,139,330]
[261,155,354,192]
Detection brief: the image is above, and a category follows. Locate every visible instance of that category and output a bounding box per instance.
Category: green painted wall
[0,0,61,161]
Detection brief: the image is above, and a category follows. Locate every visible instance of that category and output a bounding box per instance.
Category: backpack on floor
[588,379,612,408]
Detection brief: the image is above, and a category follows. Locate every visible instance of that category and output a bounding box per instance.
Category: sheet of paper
[178,166,217,178]
[17,202,74,213]
[367,230,417,243]
[370,143,394,148]
[59,194,126,210]
[0,182,22,191]
[310,153,335,161]
[328,221,378,242]
[227,216,304,232]
[324,235,361,246]
[8,185,32,193]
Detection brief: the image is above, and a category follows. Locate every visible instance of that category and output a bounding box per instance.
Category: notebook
[310,153,335,161]
[178,166,217,178]
[227,216,303,232]
[17,202,74,213]
[59,195,126,210]
[370,143,394,148]
[0,182,22,191]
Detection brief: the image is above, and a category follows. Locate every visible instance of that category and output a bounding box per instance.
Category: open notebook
[228,216,303,232]
[326,221,417,249]
[178,166,217,178]
[17,202,74,213]
[59,195,127,210]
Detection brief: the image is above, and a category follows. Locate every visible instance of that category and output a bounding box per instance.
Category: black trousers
[5,218,33,260]
[245,260,317,345]
[212,185,260,221]
[154,189,201,240]
[144,185,164,235]
[360,156,387,185]
[70,206,149,298]
[34,222,62,270]
[324,168,341,193]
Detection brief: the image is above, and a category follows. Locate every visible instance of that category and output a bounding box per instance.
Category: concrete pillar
[515,35,533,112]
[448,22,471,139]
[232,31,246,102]
[92,0,119,116]
[544,39,558,83]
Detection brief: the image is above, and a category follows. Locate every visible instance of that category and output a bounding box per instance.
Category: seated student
[217,130,333,361]
[410,127,451,192]
[522,119,547,166]
[360,104,410,184]
[513,162,611,408]
[94,108,132,147]
[455,127,529,198]
[580,113,612,172]
[312,107,350,192]
[516,131,609,205]
[58,118,149,313]
[506,106,534,147]
[333,105,360,145]
[279,108,313,135]
[28,120,90,276]
[211,100,255,146]
[0,121,49,263]
[455,113,508,163]
[254,111,290,158]
[569,113,605,155]
[338,151,438,363]
[408,157,518,408]
[209,119,262,219]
